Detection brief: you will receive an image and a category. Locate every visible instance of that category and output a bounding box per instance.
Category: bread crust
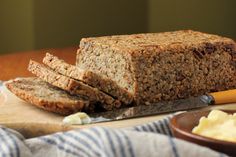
[77,30,236,105]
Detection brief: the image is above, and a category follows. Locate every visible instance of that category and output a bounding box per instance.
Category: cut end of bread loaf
[43,53,86,79]
[43,53,134,105]
[76,46,136,95]
[28,60,79,92]
[28,60,122,110]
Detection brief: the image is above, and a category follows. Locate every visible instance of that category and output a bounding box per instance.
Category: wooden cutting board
[1,85,236,138]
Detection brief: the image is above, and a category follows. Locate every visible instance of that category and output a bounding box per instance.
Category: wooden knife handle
[210,89,236,105]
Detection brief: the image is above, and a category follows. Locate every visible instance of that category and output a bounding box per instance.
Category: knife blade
[89,95,210,123]
[89,89,236,123]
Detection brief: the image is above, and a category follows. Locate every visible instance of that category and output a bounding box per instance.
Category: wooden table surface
[0,46,78,81]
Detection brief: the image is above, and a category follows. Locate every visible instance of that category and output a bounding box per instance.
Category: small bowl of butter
[170,109,236,156]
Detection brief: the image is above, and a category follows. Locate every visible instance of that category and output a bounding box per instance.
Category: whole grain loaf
[43,53,133,105]
[76,30,236,105]
[28,60,121,110]
[5,77,90,115]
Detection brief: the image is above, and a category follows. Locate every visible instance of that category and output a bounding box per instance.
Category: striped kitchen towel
[0,115,228,157]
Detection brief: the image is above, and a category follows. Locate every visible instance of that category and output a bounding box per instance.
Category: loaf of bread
[43,53,133,105]
[76,30,236,105]
[28,60,121,110]
[5,77,90,115]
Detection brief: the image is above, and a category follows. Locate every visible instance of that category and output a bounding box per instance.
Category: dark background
[0,0,235,54]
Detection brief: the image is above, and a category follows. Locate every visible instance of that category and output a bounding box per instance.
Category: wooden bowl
[170,110,236,156]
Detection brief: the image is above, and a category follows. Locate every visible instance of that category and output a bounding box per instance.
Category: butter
[63,112,91,125]
[192,110,236,143]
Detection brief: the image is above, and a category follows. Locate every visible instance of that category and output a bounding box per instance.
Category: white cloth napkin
[0,115,228,157]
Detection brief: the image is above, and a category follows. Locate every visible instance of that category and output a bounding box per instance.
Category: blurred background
[0,0,235,54]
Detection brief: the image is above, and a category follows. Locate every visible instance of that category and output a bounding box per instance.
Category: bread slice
[77,30,236,105]
[43,53,133,105]
[5,77,89,115]
[28,60,121,110]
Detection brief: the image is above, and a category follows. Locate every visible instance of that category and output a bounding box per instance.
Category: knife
[89,89,236,123]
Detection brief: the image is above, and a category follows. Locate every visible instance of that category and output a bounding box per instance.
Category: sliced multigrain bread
[28,60,121,110]
[43,53,133,105]
[5,77,90,115]
[77,30,236,105]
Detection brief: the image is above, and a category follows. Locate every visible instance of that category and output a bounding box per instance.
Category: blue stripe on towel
[0,133,8,157]
[140,125,149,132]
[90,127,111,156]
[120,131,135,157]
[113,130,127,157]
[2,128,20,157]
[53,134,89,157]
[133,126,141,131]
[39,137,83,157]
[152,121,162,133]
[133,117,173,134]
[168,137,179,157]
[145,123,156,132]
[134,124,154,133]
[1,127,24,141]
[101,127,117,156]
[90,127,102,137]
[163,118,172,136]
[79,130,102,149]
[159,121,168,134]
[0,129,15,157]
[64,132,101,156]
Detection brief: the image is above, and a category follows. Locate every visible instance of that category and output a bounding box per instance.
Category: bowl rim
[170,109,236,146]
